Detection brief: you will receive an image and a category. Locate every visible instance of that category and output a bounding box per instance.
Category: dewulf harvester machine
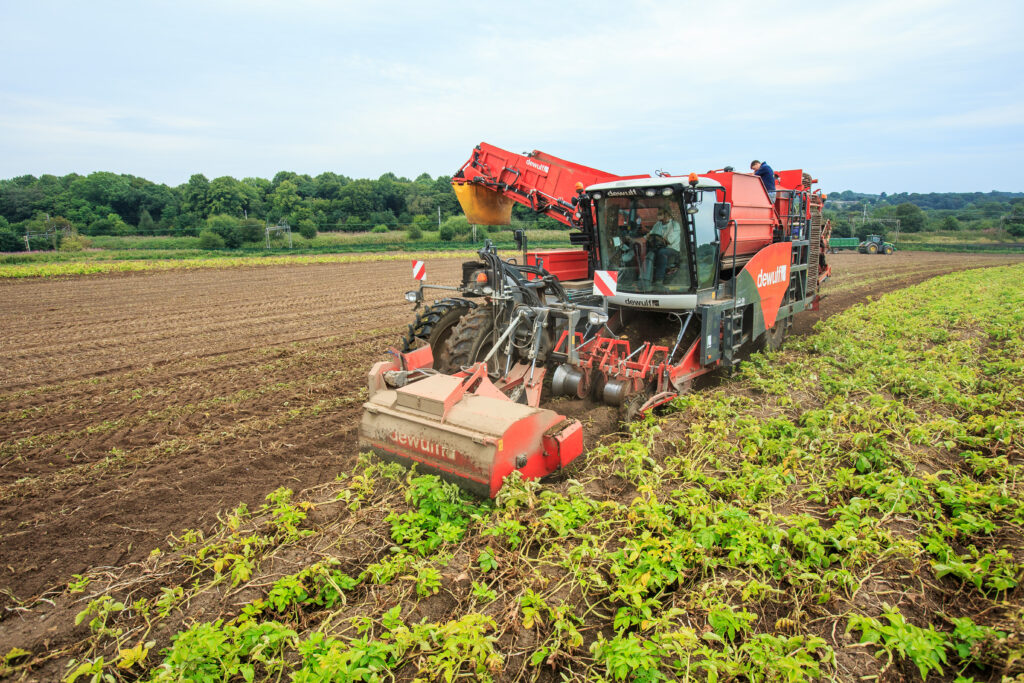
[359,143,831,497]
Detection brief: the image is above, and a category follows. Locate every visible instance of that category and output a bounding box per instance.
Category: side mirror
[513,229,525,250]
[714,202,731,230]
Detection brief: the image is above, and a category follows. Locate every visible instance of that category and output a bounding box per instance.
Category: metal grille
[808,200,822,294]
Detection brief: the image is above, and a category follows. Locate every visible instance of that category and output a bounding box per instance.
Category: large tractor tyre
[444,305,507,375]
[867,243,878,254]
[753,301,792,354]
[401,298,476,372]
[883,246,894,255]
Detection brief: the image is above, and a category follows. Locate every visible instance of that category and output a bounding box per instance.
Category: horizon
[4,166,1024,201]
[2,1,1022,194]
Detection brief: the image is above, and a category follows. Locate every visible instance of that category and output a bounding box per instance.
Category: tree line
[0,170,563,251]
[0,171,462,236]
[1,170,1022,252]
[825,190,1024,239]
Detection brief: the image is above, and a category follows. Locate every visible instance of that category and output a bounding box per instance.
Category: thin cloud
[0,0,1020,191]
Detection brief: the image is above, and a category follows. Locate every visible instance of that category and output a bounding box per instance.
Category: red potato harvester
[359,142,831,497]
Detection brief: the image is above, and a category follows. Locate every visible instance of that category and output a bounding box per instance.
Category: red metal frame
[552,329,715,410]
[453,142,641,228]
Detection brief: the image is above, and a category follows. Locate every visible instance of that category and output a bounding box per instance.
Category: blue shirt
[754,163,775,194]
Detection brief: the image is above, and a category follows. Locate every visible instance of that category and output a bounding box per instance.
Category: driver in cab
[644,208,681,284]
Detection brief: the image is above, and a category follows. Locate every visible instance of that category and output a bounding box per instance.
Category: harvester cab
[589,175,725,301]
[358,142,832,497]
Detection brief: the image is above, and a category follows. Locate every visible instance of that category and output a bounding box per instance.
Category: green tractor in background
[858,234,895,255]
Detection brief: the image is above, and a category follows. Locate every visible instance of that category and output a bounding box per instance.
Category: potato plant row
[6,264,1023,682]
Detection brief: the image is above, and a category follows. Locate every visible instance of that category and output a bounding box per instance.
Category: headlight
[662,188,674,196]
[644,189,656,197]
[591,192,602,200]
[588,311,609,327]
[404,290,419,303]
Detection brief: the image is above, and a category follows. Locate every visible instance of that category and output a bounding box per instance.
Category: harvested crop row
[0,251,480,279]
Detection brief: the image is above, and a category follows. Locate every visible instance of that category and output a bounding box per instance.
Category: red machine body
[361,347,583,498]
[525,249,589,281]
[701,172,775,258]
[360,143,832,498]
[452,142,643,227]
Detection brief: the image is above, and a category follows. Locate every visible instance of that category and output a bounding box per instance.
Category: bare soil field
[1,251,1021,610]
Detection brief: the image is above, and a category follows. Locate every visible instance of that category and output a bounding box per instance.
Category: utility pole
[46,213,56,249]
[437,206,441,228]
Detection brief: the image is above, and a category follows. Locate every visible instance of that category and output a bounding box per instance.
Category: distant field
[78,228,570,251]
[893,229,1024,252]
[897,230,1010,243]
[0,228,573,278]
[0,250,476,278]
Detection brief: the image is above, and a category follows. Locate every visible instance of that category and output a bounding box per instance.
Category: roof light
[592,192,602,200]
[688,173,699,186]
[644,189,656,197]
[661,188,673,196]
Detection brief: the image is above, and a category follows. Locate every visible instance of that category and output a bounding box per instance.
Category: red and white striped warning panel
[593,270,618,297]
[412,260,426,281]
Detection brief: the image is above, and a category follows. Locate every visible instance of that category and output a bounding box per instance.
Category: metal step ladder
[808,201,822,294]
[723,307,746,362]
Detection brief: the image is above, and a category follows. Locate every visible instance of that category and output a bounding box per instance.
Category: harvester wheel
[754,303,791,354]
[620,392,650,425]
[401,298,476,372]
[444,305,506,375]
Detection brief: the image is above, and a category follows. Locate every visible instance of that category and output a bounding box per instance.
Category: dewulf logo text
[756,265,787,288]
[389,430,456,461]
[624,297,660,308]
[525,158,550,174]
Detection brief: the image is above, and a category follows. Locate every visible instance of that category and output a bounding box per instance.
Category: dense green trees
[828,189,1023,211]
[0,169,476,247]
[0,228,22,251]
[1006,203,1024,238]
[894,203,926,232]
[2,170,1021,251]
[825,191,1024,239]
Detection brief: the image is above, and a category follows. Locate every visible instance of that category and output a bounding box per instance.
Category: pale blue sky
[1,1,1021,193]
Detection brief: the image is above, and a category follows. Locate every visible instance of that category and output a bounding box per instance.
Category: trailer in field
[827,237,859,253]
